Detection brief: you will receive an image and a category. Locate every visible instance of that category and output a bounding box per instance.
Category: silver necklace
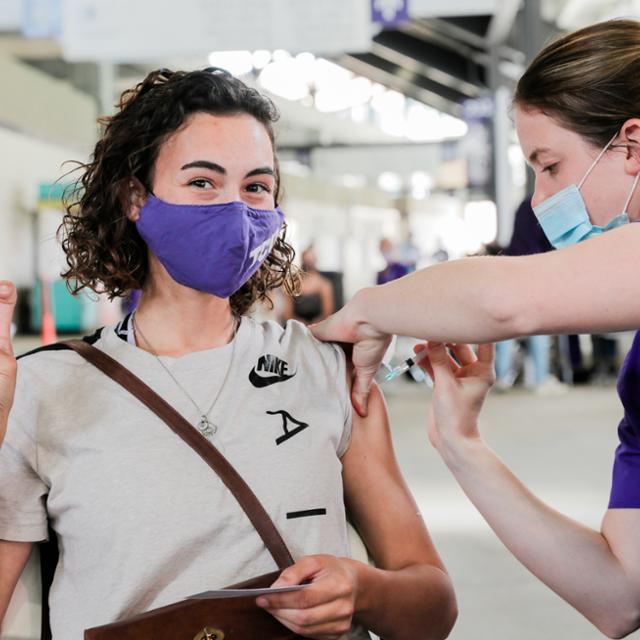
[133,313,239,438]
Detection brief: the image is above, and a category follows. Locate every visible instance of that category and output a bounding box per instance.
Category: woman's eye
[542,163,558,175]
[189,178,213,189]
[245,182,271,194]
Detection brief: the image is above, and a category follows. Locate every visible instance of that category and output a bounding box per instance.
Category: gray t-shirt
[0,317,369,639]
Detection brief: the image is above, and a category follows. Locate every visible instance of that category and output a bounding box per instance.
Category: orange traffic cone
[40,280,58,345]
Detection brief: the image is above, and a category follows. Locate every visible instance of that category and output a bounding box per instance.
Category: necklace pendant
[198,416,217,437]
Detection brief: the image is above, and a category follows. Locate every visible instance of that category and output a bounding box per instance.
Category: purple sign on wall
[371,0,410,27]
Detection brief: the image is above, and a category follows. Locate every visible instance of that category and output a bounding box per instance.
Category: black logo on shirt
[287,508,327,519]
[267,410,309,445]
[249,354,296,388]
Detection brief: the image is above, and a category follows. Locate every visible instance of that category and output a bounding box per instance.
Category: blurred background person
[493,197,567,394]
[430,238,450,264]
[397,232,422,273]
[377,238,409,285]
[282,245,335,325]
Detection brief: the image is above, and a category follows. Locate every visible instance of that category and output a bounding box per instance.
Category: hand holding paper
[256,554,359,638]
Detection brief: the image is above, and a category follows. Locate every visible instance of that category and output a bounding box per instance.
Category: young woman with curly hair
[0,68,456,639]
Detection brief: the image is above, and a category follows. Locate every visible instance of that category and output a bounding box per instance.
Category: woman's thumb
[309,316,337,343]
[351,369,374,417]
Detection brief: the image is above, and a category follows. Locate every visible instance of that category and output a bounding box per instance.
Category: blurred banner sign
[61,0,374,61]
[410,0,497,15]
[60,0,500,62]
[371,0,410,27]
[4,0,499,40]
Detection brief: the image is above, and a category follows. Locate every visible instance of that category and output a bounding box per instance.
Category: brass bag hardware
[194,628,225,640]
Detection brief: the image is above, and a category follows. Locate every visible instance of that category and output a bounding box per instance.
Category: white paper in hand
[186,584,308,600]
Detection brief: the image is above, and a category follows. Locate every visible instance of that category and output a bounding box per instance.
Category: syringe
[382,346,430,382]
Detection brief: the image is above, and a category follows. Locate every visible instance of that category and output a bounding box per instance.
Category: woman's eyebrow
[245,166,275,178]
[528,147,552,164]
[180,162,274,179]
[181,160,226,173]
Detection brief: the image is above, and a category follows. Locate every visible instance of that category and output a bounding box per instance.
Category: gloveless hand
[310,291,391,417]
[416,341,495,454]
[256,555,360,639]
[0,281,17,447]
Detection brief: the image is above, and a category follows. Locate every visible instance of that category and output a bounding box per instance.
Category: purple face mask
[135,195,285,298]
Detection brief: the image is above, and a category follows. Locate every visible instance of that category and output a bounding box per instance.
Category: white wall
[410,194,479,260]
[0,126,89,286]
[0,55,96,149]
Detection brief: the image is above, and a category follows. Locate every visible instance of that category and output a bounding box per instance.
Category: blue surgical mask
[533,133,640,249]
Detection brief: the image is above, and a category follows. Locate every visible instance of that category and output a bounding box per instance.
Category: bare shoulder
[341,356,396,467]
[340,360,444,570]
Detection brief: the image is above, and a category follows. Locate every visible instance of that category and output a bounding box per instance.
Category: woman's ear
[621,119,640,176]
[126,178,148,222]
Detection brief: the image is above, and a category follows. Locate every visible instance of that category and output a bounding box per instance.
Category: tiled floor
[383,378,639,639]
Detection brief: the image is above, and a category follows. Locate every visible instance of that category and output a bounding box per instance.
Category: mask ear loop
[578,132,619,191]
[622,171,640,215]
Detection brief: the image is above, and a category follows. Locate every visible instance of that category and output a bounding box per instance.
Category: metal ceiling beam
[510,8,562,61]
[424,17,525,65]
[522,0,544,63]
[398,19,481,58]
[424,16,490,49]
[341,52,463,117]
[487,0,522,44]
[372,30,484,96]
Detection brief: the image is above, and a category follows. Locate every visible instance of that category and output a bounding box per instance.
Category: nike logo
[249,354,296,388]
[249,369,296,387]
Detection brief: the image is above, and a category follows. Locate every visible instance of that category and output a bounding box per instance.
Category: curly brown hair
[59,67,300,315]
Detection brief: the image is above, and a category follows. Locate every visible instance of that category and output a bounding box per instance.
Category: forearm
[0,540,32,623]
[351,224,640,343]
[352,258,526,344]
[440,437,640,637]
[351,560,457,640]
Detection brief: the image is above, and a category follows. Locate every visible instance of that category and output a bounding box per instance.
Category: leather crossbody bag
[65,339,305,640]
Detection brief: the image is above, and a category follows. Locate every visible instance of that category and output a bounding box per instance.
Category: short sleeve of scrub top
[610,330,640,508]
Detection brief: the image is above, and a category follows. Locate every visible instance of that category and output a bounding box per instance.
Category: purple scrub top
[610,330,640,508]
[377,262,409,285]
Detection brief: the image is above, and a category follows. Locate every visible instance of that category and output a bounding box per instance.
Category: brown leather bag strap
[64,338,294,570]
